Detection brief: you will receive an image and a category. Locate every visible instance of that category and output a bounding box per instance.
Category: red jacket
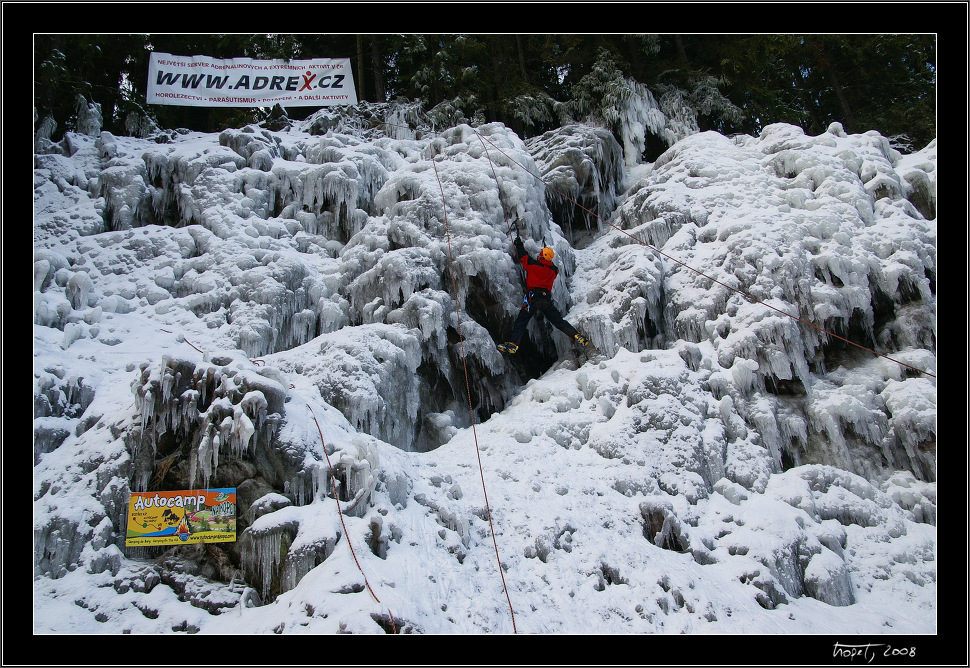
[516,242,558,292]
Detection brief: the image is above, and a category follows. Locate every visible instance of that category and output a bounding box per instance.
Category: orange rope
[431,147,518,633]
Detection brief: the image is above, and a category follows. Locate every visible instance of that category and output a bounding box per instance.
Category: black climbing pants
[507,289,579,345]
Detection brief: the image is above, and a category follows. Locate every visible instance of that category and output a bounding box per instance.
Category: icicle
[731,357,759,394]
[255,530,284,600]
[232,407,255,457]
[138,387,153,436]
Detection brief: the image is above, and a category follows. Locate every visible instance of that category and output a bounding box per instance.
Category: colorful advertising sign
[125,488,236,547]
[147,52,357,108]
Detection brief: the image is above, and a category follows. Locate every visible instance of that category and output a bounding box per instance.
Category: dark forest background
[34,33,936,153]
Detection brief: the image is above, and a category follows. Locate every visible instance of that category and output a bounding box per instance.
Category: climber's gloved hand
[513,236,525,250]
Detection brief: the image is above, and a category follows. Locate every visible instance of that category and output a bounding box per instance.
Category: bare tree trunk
[626,36,644,80]
[489,37,507,124]
[371,36,386,102]
[356,35,366,101]
[824,55,855,129]
[794,63,824,135]
[674,34,688,65]
[807,38,855,131]
[515,34,528,82]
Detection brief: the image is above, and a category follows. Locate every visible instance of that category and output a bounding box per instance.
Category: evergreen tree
[34,34,936,151]
[709,34,936,150]
[35,34,152,138]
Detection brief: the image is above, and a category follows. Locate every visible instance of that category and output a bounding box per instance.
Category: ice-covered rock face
[34,117,580,453]
[33,341,384,605]
[568,122,936,483]
[33,113,935,475]
[525,124,626,243]
[33,103,935,633]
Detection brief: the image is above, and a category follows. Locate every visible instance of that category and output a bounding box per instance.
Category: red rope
[475,131,517,241]
[157,328,397,631]
[431,148,518,633]
[307,403,397,634]
[473,132,936,380]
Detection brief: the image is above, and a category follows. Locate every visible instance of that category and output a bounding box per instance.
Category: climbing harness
[471,130,937,380]
[150,119,934,636]
[367,117,936,379]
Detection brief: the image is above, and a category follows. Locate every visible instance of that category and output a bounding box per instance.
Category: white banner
[147,52,357,107]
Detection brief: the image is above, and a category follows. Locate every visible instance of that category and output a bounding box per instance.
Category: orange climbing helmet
[539,247,555,262]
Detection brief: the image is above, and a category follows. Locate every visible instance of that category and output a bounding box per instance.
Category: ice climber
[497,236,590,354]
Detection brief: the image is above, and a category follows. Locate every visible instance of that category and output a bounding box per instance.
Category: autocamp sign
[147,52,357,107]
[125,488,236,547]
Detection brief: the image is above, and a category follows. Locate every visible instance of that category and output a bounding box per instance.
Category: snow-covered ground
[32,99,937,642]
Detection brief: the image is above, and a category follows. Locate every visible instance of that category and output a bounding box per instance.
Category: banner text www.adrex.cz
[147,52,358,107]
[154,70,348,94]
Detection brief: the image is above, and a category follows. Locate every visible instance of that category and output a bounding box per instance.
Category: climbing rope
[376,118,934,378]
[307,403,397,634]
[471,131,937,380]
[430,146,518,633]
[146,119,933,635]
[475,130,518,241]
[157,326,397,632]
[158,328,205,354]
